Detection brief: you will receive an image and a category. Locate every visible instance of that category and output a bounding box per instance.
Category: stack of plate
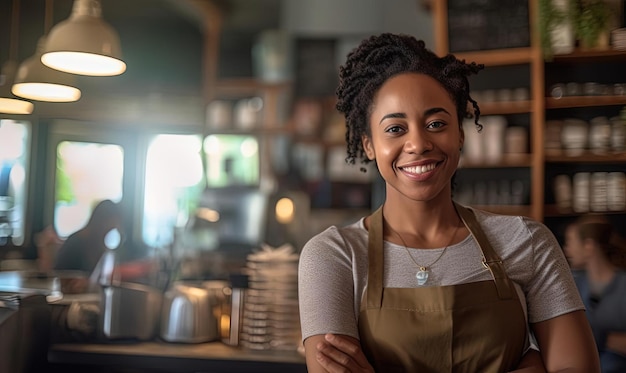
[240,244,301,351]
[612,28,626,51]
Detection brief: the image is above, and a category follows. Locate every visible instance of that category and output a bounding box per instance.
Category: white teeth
[402,163,437,174]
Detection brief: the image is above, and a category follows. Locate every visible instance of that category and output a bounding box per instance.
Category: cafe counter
[47,341,307,373]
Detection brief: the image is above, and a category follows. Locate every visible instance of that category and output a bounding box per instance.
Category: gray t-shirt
[299,207,584,342]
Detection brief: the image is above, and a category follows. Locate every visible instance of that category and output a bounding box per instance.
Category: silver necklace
[387,221,460,286]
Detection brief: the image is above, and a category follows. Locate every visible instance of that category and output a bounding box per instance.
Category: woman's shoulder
[463,205,560,257]
[303,217,366,247]
[300,217,367,258]
[466,205,552,236]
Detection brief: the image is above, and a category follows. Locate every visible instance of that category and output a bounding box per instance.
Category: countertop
[48,341,307,373]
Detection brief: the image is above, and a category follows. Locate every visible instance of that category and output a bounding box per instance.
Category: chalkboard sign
[294,38,338,97]
[447,0,530,53]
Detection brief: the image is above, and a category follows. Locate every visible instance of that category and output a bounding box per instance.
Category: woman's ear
[362,135,375,160]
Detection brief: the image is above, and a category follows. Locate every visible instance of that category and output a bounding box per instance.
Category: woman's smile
[398,161,440,180]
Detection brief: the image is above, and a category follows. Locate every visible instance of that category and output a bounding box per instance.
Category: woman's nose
[404,129,433,153]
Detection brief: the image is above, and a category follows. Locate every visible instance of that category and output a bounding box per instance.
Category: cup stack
[240,244,301,351]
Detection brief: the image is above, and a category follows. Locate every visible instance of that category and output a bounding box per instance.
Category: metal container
[160,282,222,343]
[99,282,162,341]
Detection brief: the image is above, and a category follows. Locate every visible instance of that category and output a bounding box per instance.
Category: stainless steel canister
[99,282,162,341]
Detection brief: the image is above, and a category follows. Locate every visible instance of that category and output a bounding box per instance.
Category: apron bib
[358,203,527,372]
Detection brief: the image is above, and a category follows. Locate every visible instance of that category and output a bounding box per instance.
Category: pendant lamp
[13,39,82,102]
[0,0,34,115]
[41,0,126,76]
[12,0,81,102]
[0,62,34,114]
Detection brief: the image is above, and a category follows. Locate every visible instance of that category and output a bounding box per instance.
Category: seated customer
[564,215,626,373]
[54,200,122,274]
[54,200,154,292]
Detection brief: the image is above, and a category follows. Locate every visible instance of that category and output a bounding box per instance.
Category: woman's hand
[304,333,374,373]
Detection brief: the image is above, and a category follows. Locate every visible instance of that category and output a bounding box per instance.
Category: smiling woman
[298,33,601,373]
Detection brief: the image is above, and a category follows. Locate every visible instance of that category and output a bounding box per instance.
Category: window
[54,141,124,238]
[142,134,205,249]
[0,120,31,246]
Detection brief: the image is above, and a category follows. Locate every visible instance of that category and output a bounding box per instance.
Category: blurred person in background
[54,199,123,274]
[54,199,154,292]
[564,215,626,373]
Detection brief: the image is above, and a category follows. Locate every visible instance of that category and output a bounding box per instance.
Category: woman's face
[363,73,463,203]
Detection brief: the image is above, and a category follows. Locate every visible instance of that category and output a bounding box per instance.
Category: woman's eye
[427,120,446,130]
[385,125,404,134]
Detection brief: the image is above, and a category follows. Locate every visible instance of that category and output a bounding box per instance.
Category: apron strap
[365,206,384,309]
[455,203,514,300]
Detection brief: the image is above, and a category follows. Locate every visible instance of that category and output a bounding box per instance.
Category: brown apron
[358,203,527,372]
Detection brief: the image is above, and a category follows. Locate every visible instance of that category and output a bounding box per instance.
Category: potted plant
[574,0,612,49]
[539,0,577,59]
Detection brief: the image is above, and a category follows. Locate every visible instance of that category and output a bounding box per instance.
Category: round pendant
[416,269,429,286]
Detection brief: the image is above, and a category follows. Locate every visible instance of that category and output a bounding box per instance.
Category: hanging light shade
[12,37,82,102]
[41,0,126,76]
[0,61,34,115]
[1,0,34,114]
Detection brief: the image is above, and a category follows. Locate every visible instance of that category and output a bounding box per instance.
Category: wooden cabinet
[432,0,626,228]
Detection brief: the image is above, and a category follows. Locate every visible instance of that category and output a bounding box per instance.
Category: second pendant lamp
[12,36,82,102]
[41,0,126,77]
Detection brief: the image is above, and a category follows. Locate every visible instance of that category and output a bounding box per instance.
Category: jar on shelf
[554,174,572,213]
[561,119,588,156]
[589,116,612,155]
[482,115,507,164]
[590,172,608,212]
[573,172,590,213]
[611,116,626,153]
[607,172,626,211]
[545,120,563,156]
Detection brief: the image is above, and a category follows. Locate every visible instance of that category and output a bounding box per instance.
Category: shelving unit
[543,49,626,234]
[432,0,545,221]
[546,96,626,109]
[432,0,626,226]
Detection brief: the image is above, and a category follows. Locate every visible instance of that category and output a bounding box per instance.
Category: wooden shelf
[479,101,532,115]
[545,152,626,164]
[543,204,626,218]
[213,78,292,98]
[453,47,535,66]
[546,95,626,109]
[550,49,626,63]
[459,154,532,168]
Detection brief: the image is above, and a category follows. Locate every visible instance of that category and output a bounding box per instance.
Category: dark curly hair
[336,33,484,170]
